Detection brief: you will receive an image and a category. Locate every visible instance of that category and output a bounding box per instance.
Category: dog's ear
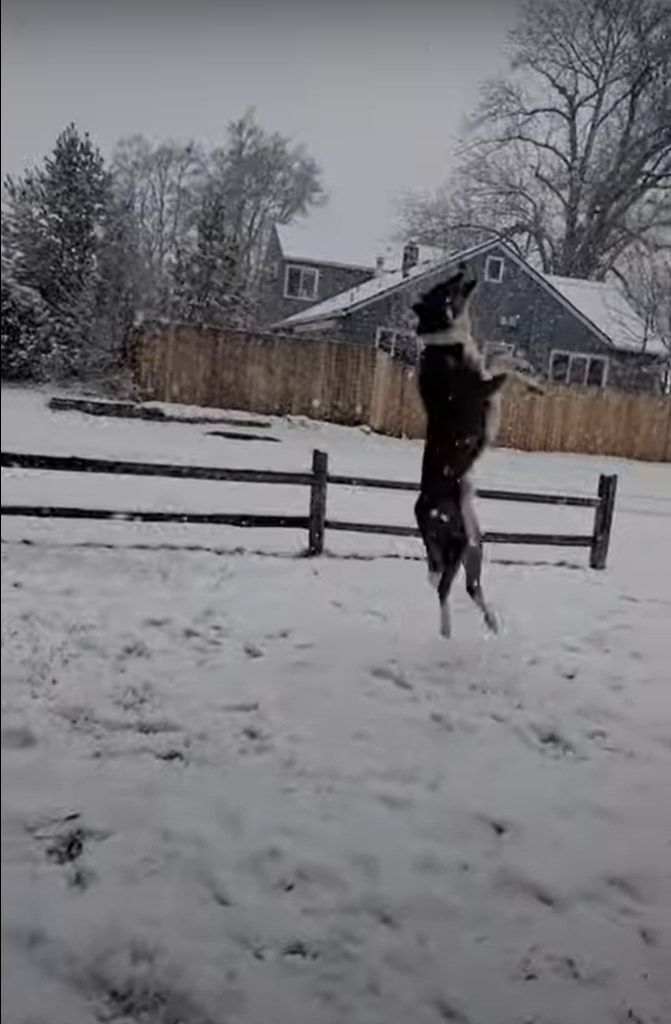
[481,373,507,397]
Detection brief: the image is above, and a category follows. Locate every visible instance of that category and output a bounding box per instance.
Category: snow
[543,276,667,357]
[2,386,671,1024]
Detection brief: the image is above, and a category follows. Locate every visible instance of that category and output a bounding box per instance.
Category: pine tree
[0,263,51,380]
[173,181,246,325]
[2,123,112,377]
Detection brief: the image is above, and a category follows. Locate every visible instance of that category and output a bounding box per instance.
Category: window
[499,314,519,327]
[484,341,515,359]
[550,350,608,388]
[375,327,395,355]
[586,358,607,388]
[550,351,570,383]
[484,255,504,283]
[375,326,419,365]
[284,264,319,300]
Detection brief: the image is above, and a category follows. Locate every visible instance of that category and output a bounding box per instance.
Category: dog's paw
[484,607,499,633]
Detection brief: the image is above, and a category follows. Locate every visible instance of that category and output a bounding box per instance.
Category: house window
[550,350,608,388]
[484,341,515,360]
[284,264,319,300]
[484,255,504,283]
[375,326,419,364]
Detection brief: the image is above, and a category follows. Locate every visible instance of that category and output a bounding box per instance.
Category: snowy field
[2,386,671,1024]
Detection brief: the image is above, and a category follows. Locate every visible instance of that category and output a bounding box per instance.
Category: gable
[542,275,665,355]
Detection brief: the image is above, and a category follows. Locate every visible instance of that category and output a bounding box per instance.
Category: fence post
[307,449,328,556]
[590,473,618,570]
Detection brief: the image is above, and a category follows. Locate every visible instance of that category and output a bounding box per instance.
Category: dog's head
[412,263,477,336]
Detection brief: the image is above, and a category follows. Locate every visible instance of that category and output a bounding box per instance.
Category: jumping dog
[413,265,506,638]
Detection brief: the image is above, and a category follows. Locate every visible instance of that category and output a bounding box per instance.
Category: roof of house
[275,223,445,273]
[275,235,667,356]
[542,275,666,356]
[274,238,498,328]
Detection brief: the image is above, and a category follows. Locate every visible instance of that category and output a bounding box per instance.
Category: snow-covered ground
[2,387,670,1024]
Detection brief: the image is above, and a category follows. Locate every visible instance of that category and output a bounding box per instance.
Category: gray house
[258,224,444,328]
[271,237,667,393]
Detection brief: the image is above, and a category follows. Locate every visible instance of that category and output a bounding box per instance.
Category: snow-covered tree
[95,191,143,369]
[205,109,325,311]
[111,136,203,318]
[617,245,671,353]
[114,110,324,326]
[2,123,112,376]
[172,178,245,325]
[0,265,51,380]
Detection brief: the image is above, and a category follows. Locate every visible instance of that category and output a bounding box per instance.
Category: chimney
[375,255,385,277]
[402,241,419,277]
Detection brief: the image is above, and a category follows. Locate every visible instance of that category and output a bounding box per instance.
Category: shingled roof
[275,236,666,356]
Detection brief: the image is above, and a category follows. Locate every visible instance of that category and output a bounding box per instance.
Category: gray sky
[1,0,516,260]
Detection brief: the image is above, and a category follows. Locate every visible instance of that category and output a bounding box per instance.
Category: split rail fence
[1,450,617,569]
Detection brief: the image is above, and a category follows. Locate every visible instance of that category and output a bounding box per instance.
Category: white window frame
[484,341,515,359]
[549,349,609,389]
[484,254,505,283]
[375,326,419,362]
[284,264,319,301]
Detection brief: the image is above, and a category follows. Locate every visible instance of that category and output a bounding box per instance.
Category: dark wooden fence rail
[1,449,618,569]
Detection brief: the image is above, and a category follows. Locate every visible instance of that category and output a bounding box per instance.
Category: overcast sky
[1,0,516,261]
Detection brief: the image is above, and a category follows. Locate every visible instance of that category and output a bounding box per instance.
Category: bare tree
[173,109,324,326]
[112,111,324,325]
[399,0,671,279]
[111,136,204,316]
[616,244,671,352]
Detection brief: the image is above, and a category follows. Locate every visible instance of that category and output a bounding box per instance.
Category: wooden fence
[1,449,618,569]
[132,323,671,461]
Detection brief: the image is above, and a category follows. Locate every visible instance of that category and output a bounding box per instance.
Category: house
[271,236,668,393]
[258,223,444,327]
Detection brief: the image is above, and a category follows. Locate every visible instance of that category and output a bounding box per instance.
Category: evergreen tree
[0,263,51,380]
[173,180,246,325]
[2,123,111,377]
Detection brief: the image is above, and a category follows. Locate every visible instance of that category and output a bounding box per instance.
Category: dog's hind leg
[463,543,498,633]
[437,557,461,639]
[415,496,444,591]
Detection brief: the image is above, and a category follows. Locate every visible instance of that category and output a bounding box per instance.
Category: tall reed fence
[132,323,671,462]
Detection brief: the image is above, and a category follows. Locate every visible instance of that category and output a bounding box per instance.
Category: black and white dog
[413,265,506,638]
